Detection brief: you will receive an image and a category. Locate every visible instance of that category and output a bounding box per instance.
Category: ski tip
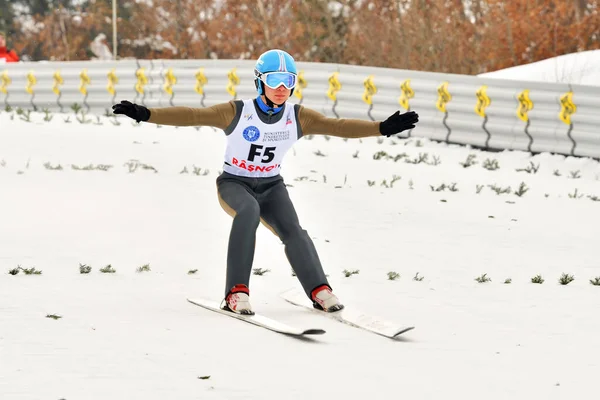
[303,329,326,335]
[392,326,415,337]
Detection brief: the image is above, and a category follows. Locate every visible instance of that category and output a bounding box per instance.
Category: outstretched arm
[298,106,418,138]
[112,100,236,130]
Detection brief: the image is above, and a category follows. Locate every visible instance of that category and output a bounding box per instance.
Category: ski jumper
[148,99,380,299]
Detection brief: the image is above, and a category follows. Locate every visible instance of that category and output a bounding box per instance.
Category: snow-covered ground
[2,48,600,398]
[1,108,599,400]
[479,49,600,86]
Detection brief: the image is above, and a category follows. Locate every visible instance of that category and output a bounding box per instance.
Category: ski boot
[311,284,344,312]
[222,284,254,315]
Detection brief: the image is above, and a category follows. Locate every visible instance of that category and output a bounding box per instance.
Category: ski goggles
[258,71,297,90]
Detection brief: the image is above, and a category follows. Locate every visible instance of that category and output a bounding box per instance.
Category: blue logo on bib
[243,126,261,142]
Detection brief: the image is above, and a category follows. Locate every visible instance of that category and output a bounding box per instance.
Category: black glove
[112,100,151,123]
[379,110,419,137]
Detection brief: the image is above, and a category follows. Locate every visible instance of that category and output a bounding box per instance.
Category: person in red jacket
[0,31,20,63]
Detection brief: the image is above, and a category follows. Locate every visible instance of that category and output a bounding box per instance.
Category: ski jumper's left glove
[112,100,151,123]
[379,110,419,137]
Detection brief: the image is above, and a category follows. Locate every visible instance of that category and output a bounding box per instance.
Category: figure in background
[0,31,20,63]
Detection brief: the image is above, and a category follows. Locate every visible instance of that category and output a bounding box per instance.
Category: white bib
[223,99,299,178]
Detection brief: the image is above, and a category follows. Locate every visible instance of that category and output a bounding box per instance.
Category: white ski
[187,298,326,337]
[280,288,414,339]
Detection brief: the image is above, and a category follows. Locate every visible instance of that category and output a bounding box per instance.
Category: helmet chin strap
[263,93,284,109]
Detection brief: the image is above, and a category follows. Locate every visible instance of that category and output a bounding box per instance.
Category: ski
[187,297,326,337]
[279,288,414,339]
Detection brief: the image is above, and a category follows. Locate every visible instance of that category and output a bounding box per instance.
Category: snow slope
[479,49,600,86]
[1,109,599,400]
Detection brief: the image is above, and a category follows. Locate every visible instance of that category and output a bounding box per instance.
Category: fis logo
[286,112,292,125]
[244,113,253,121]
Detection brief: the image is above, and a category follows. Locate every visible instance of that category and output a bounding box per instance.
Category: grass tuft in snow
[558,273,575,285]
[553,169,562,176]
[475,184,484,194]
[22,267,42,275]
[569,170,581,179]
[531,274,544,284]
[198,376,211,380]
[100,264,116,273]
[482,159,500,170]
[314,150,327,157]
[16,107,32,122]
[43,108,53,122]
[373,151,408,162]
[431,183,458,192]
[514,182,529,197]
[387,271,400,280]
[475,273,491,283]
[43,162,63,171]
[343,269,360,277]
[124,160,158,174]
[252,268,271,276]
[188,269,198,275]
[381,176,401,188]
[489,184,511,195]
[136,264,151,273]
[192,166,210,176]
[504,278,512,284]
[516,161,540,174]
[569,189,584,199]
[46,314,62,320]
[71,164,113,172]
[459,154,478,168]
[590,277,600,286]
[8,267,20,275]
[79,263,92,274]
[405,152,438,165]
[413,272,424,281]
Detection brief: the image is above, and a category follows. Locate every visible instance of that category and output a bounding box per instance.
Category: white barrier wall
[1,59,599,158]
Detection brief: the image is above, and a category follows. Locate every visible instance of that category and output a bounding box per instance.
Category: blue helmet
[254,49,298,96]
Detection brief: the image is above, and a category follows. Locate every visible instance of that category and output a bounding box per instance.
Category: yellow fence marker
[362,75,377,120]
[135,67,148,95]
[26,71,37,95]
[559,91,576,125]
[516,89,533,122]
[107,68,118,96]
[1,70,11,94]
[399,79,414,111]
[436,81,451,113]
[164,67,177,105]
[52,70,65,111]
[226,68,240,99]
[475,85,491,117]
[293,70,307,104]
[327,72,341,118]
[516,89,535,152]
[195,67,208,107]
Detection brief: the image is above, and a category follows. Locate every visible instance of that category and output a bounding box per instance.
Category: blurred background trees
[0,0,598,74]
